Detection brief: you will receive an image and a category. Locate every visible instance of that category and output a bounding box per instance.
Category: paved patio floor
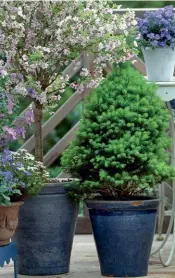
[0,235,175,278]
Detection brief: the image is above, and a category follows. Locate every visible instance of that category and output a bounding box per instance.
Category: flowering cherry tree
[0,1,137,162]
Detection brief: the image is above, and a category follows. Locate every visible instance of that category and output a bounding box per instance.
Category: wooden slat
[103,57,146,76]
[82,53,95,100]
[21,92,84,152]
[62,54,83,79]
[43,121,80,167]
[164,182,173,202]
[132,56,146,75]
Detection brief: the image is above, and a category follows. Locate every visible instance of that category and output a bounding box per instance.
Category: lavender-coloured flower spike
[11,73,17,79]
[3,126,17,140]
[15,127,25,139]
[25,109,34,126]
[17,73,23,81]
[27,88,37,99]
[1,149,12,165]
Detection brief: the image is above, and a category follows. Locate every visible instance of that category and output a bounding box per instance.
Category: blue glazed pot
[13,183,78,275]
[86,198,159,277]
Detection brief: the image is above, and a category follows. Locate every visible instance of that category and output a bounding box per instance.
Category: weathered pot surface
[0,202,23,246]
[86,197,159,277]
[14,182,78,275]
[142,47,175,82]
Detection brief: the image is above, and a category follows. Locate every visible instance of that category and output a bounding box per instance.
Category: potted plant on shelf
[0,1,138,275]
[136,5,175,82]
[61,62,175,277]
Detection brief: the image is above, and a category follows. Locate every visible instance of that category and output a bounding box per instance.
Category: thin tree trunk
[33,100,43,162]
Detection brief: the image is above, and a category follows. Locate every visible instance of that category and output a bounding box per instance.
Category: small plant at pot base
[61,62,175,277]
[136,5,175,81]
[0,148,48,246]
[0,149,49,206]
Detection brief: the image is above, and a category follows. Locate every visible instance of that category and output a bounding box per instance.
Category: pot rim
[86,197,159,204]
[0,201,24,208]
[86,198,160,211]
[45,181,76,186]
[141,46,174,51]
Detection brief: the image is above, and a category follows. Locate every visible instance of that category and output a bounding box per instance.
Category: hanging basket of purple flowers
[136,5,175,82]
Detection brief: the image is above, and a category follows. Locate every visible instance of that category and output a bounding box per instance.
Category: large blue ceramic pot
[14,182,78,275]
[86,198,159,277]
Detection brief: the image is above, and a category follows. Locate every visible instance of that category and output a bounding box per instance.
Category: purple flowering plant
[0,149,49,205]
[0,69,48,205]
[136,6,175,48]
[0,68,34,151]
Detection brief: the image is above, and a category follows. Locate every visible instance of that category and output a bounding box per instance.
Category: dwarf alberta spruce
[136,5,175,48]
[0,149,49,205]
[61,63,175,202]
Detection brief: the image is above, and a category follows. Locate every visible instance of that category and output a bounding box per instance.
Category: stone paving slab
[0,235,175,278]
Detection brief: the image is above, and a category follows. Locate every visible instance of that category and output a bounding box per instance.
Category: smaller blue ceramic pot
[14,183,78,275]
[86,198,159,277]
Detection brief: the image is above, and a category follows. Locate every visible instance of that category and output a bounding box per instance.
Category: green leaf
[0,186,8,193]
[1,193,10,201]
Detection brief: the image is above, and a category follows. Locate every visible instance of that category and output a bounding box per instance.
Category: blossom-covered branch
[0,1,137,105]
